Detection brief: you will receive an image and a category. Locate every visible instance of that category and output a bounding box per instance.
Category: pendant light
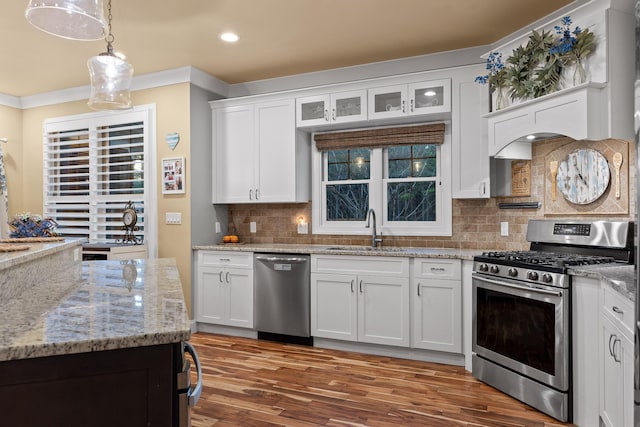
[87,0,133,110]
[25,0,107,41]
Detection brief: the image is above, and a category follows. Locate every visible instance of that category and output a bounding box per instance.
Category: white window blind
[43,107,155,245]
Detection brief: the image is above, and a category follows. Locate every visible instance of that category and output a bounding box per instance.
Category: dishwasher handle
[255,255,308,263]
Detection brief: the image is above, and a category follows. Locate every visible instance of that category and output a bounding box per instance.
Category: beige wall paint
[15,82,195,315]
[0,105,24,217]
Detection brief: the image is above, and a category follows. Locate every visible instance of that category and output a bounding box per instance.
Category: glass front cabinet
[368,79,451,120]
[296,90,367,127]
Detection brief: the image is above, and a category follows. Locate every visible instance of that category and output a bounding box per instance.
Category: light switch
[166,212,182,225]
[500,221,509,236]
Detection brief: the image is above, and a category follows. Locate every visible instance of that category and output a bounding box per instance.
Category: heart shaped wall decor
[166,132,180,150]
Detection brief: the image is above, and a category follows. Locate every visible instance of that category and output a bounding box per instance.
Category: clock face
[123,209,137,227]
[556,148,610,204]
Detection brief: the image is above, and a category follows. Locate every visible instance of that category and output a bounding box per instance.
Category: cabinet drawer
[602,284,633,338]
[311,255,409,277]
[413,258,461,280]
[198,250,253,268]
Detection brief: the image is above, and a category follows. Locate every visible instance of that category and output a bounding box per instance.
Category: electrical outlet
[165,212,181,225]
[500,221,509,236]
[250,222,257,233]
[215,222,221,233]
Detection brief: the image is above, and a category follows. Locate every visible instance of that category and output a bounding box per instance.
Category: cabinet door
[452,79,490,198]
[412,278,461,352]
[358,275,410,346]
[407,79,451,116]
[255,99,297,202]
[600,314,623,427]
[213,105,255,203]
[368,85,407,119]
[331,90,367,123]
[196,266,226,324]
[296,95,330,127]
[311,273,358,341]
[226,267,254,328]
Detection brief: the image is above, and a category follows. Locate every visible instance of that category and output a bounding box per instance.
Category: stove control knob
[489,265,500,274]
[508,268,518,277]
[541,273,553,284]
[479,263,489,272]
[527,271,539,281]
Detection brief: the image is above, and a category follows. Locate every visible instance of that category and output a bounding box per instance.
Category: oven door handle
[184,341,202,407]
[473,274,563,297]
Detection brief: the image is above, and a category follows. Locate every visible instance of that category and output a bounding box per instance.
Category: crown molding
[8,66,230,110]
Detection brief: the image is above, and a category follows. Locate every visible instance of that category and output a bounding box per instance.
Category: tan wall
[0,105,24,217]
[17,83,195,315]
[229,137,636,251]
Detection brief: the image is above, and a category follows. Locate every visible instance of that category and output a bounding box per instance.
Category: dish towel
[0,143,8,239]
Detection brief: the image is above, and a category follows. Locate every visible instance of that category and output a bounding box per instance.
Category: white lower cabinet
[599,285,634,427]
[195,251,254,328]
[310,255,410,347]
[411,259,462,353]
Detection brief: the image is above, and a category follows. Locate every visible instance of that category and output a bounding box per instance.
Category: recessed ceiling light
[220,32,239,42]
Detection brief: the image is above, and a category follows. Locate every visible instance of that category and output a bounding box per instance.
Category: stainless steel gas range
[472,219,634,423]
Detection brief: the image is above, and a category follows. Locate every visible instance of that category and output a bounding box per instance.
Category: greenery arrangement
[476,15,597,108]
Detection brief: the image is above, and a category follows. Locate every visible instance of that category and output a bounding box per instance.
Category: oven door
[472,273,570,391]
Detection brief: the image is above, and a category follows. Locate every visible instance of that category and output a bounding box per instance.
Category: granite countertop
[0,238,83,271]
[569,264,636,302]
[193,243,481,260]
[0,258,191,362]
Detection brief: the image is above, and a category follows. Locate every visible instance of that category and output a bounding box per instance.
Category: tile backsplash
[228,138,635,251]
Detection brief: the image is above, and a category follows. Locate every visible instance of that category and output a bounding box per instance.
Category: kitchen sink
[324,246,408,253]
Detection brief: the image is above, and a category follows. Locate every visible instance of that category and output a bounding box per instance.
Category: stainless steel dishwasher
[254,253,312,345]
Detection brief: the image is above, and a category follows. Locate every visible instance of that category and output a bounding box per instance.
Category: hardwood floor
[189,333,574,427]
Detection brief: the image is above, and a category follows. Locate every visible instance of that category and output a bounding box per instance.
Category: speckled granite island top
[193,243,481,260]
[0,258,190,362]
[569,264,636,302]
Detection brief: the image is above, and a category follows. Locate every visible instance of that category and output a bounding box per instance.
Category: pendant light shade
[87,53,133,110]
[25,0,107,41]
[87,0,133,111]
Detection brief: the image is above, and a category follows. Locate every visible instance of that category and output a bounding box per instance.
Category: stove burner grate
[479,251,617,268]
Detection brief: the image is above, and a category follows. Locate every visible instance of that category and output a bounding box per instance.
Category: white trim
[15,67,228,109]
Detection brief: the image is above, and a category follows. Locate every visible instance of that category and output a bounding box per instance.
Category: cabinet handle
[401,99,405,113]
[612,306,624,315]
[219,271,224,283]
[417,283,421,297]
[255,188,259,200]
[332,108,336,121]
[359,280,363,293]
[249,189,253,200]
[219,258,230,262]
[410,98,414,112]
[225,271,230,284]
[480,182,486,196]
[612,337,621,363]
[430,267,446,272]
[609,334,615,356]
[350,279,354,293]
[324,109,329,122]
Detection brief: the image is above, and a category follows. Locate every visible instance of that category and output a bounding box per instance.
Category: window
[43,105,156,252]
[312,123,451,236]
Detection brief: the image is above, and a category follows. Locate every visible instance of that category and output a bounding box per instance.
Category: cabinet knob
[410,98,414,112]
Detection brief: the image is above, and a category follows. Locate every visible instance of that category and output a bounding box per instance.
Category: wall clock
[556,148,610,205]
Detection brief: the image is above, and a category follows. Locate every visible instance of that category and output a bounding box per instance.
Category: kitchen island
[0,240,192,427]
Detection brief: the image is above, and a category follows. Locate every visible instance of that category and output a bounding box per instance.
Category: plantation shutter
[43,109,149,243]
[314,123,445,151]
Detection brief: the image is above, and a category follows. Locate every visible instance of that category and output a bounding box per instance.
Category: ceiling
[2,0,574,98]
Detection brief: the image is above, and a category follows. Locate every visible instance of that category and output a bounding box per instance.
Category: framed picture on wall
[162,156,185,194]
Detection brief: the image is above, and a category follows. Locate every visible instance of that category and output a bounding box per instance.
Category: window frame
[42,105,158,256]
[312,122,452,237]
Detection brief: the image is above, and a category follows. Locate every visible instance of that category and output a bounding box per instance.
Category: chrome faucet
[365,208,383,249]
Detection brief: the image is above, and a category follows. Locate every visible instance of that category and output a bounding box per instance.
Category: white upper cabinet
[296,90,367,127]
[368,79,451,120]
[212,98,310,204]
